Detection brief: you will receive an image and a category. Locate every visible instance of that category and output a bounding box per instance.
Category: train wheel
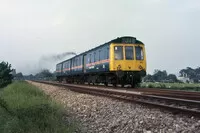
[121,83,124,88]
[104,82,108,86]
[131,83,135,88]
[121,79,125,88]
[113,83,117,87]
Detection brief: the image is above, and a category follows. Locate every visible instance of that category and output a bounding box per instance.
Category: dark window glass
[91,53,94,63]
[73,58,76,67]
[125,46,133,60]
[101,50,104,60]
[57,64,62,71]
[94,52,96,62]
[135,46,144,60]
[56,65,58,71]
[89,54,91,63]
[96,51,99,61]
[79,56,81,65]
[114,46,123,60]
[99,50,101,61]
[104,50,106,59]
[107,47,109,59]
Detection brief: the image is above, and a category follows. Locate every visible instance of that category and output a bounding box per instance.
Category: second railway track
[31,80,200,116]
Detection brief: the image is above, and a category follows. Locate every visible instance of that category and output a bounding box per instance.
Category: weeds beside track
[0,81,76,133]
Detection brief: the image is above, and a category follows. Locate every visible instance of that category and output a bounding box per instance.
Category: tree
[167,74,178,82]
[179,67,200,83]
[143,74,154,82]
[153,70,167,82]
[14,72,24,80]
[35,69,54,80]
[143,69,178,83]
[0,62,13,88]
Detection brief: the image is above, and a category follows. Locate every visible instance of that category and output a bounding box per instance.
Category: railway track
[136,88,200,100]
[31,80,200,116]
[55,82,200,100]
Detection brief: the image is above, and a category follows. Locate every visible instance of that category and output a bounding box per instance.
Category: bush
[148,84,154,88]
[159,83,166,88]
[0,62,13,88]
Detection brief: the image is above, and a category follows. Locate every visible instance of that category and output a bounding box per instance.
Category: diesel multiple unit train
[56,36,146,87]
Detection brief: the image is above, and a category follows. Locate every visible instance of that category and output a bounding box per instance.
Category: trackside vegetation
[141,82,200,91]
[0,81,76,133]
[0,61,12,88]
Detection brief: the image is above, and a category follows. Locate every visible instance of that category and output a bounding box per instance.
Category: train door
[135,45,145,71]
[83,54,87,73]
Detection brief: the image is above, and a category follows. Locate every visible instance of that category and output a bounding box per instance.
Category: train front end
[109,37,146,87]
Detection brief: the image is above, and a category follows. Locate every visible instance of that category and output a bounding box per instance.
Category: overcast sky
[0,0,200,75]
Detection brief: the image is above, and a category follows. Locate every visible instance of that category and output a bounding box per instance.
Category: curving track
[30,80,200,116]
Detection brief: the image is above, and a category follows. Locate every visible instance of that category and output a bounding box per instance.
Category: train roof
[56,36,144,65]
[109,36,144,44]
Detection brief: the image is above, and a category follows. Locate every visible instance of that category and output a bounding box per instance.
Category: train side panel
[56,63,63,79]
[62,60,71,76]
[84,44,110,73]
[71,55,83,75]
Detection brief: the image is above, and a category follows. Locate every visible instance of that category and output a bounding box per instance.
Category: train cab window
[114,46,123,60]
[135,46,144,60]
[125,46,134,60]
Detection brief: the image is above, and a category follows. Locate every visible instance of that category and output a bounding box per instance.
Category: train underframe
[57,70,146,88]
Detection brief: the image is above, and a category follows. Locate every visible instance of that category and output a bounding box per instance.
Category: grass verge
[0,81,76,133]
[141,82,200,91]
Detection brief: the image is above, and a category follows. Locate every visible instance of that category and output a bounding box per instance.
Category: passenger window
[80,56,82,65]
[73,59,76,66]
[104,50,106,59]
[94,52,96,62]
[89,54,91,63]
[125,46,134,60]
[135,46,144,60]
[107,47,109,59]
[91,53,94,63]
[96,51,99,61]
[114,46,123,60]
[99,50,101,60]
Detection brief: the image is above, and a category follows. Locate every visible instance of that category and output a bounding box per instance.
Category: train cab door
[83,54,87,73]
[135,45,145,71]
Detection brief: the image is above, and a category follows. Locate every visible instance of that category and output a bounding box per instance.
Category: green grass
[0,81,76,133]
[141,82,200,91]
